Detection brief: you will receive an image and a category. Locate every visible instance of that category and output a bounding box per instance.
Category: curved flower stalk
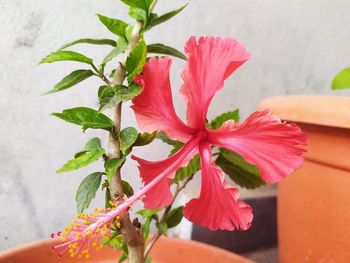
[131,36,307,231]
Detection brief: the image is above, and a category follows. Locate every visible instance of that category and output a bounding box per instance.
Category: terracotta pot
[259,95,350,263]
[0,236,254,263]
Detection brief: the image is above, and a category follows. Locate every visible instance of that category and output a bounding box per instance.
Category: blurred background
[1,0,350,261]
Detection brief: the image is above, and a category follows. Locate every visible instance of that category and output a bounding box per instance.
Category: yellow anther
[76,233,81,239]
[116,222,121,228]
[82,249,88,254]
[85,254,90,259]
[92,242,97,247]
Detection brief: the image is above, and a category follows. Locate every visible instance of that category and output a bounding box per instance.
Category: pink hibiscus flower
[131,36,307,231]
[52,36,306,257]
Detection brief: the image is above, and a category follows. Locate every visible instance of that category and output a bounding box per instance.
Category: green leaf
[97,14,128,38]
[332,67,350,90]
[137,208,159,219]
[105,157,126,182]
[145,257,152,263]
[129,7,147,21]
[44,70,94,94]
[156,131,182,147]
[58,38,116,50]
[121,180,134,197]
[134,131,157,146]
[210,109,240,129]
[102,38,128,66]
[121,0,152,11]
[98,86,116,111]
[216,149,265,189]
[165,206,183,228]
[120,127,138,153]
[57,149,105,173]
[40,51,93,65]
[146,4,188,31]
[84,137,102,150]
[51,107,114,131]
[147,44,186,60]
[114,83,142,101]
[173,155,200,183]
[102,233,124,250]
[76,172,103,213]
[156,221,168,236]
[143,218,151,241]
[126,39,147,82]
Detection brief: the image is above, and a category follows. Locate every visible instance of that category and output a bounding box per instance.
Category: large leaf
[216,149,265,189]
[126,39,147,82]
[51,107,114,131]
[97,14,128,38]
[210,109,240,129]
[146,4,187,31]
[147,43,186,60]
[332,67,350,90]
[44,69,94,94]
[76,172,103,213]
[58,38,116,50]
[57,148,105,173]
[120,127,138,153]
[40,51,93,65]
[165,206,183,228]
[102,38,128,66]
[105,157,126,182]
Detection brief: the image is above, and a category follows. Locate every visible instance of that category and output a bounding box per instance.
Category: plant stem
[108,22,144,263]
[143,175,194,258]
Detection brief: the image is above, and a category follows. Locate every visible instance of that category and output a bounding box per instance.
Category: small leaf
[76,172,103,213]
[128,7,147,21]
[165,206,183,228]
[143,218,151,241]
[97,14,128,38]
[156,221,168,236]
[137,209,159,219]
[146,4,188,31]
[58,38,116,50]
[134,131,157,146]
[216,149,265,189]
[98,86,116,111]
[40,51,93,65]
[173,155,200,183]
[126,39,147,82]
[51,107,114,131]
[156,131,182,147]
[85,137,102,150]
[102,38,128,66]
[57,149,105,173]
[210,109,240,129]
[102,234,124,250]
[120,127,138,153]
[44,69,94,94]
[147,44,186,60]
[121,180,134,197]
[145,257,152,263]
[332,67,350,90]
[114,83,142,101]
[105,157,126,182]
[121,0,152,11]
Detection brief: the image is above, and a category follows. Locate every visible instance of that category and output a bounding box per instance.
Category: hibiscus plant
[41,0,307,262]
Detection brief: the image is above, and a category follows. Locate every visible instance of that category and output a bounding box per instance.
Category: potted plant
[0,0,307,262]
[259,71,350,262]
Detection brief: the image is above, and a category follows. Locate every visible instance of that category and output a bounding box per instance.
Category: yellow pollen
[92,242,97,247]
[76,233,81,239]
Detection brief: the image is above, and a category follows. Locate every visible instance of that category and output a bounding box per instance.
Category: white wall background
[1,0,350,250]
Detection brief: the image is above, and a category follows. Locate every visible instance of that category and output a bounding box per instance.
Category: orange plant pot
[259,96,350,263]
[0,237,254,263]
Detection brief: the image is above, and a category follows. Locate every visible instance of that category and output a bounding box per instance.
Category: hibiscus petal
[131,57,195,142]
[184,142,253,231]
[207,109,307,184]
[131,136,200,209]
[180,36,250,129]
